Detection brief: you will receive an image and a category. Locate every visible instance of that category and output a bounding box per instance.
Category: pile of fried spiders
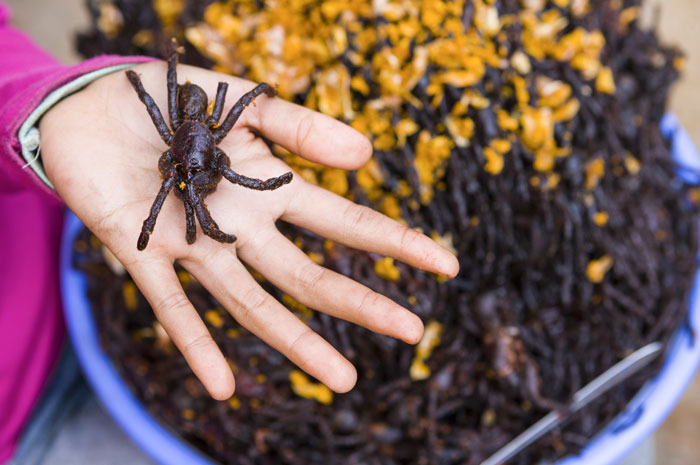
[126,40,292,251]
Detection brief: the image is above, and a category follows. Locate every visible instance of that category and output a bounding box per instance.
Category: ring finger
[181,246,357,393]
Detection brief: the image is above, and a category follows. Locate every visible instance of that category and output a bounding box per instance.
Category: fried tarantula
[126,42,292,251]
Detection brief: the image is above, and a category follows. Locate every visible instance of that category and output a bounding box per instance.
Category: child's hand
[40,61,459,400]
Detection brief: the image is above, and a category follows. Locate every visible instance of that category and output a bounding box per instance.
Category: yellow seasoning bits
[511,75,530,106]
[585,158,605,189]
[226,328,241,339]
[547,173,561,189]
[181,408,196,420]
[282,294,314,320]
[414,130,454,203]
[307,252,324,265]
[445,116,475,148]
[289,369,333,405]
[511,50,532,74]
[482,408,497,427]
[483,147,504,175]
[624,154,641,175]
[204,310,224,328]
[474,3,501,37]
[497,109,519,132]
[430,231,457,255]
[619,7,641,30]
[97,2,124,39]
[351,75,371,95]
[410,320,444,381]
[593,211,609,226]
[177,270,193,286]
[571,0,591,17]
[122,281,138,311]
[179,181,186,190]
[381,195,403,221]
[320,169,349,196]
[586,254,614,283]
[552,98,580,123]
[436,64,486,90]
[491,138,512,154]
[596,67,616,94]
[374,257,400,282]
[688,188,700,206]
[521,106,554,152]
[356,159,384,201]
[537,77,572,108]
[314,66,354,120]
[395,119,420,147]
[153,0,184,29]
[228,396,241,410]
[533,150,556,173]
[484,137,512,174]
[674,57,687,72]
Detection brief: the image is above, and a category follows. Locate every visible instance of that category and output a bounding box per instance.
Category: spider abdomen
[172,121,216,175]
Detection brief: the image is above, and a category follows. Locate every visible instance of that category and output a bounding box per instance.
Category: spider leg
[126,70,173,145]
[167,42,181,131]
[223,166,292,191]
[207,82,228,128]
[186,184,237,244]
[212,82,276,144]
[137,173,176,250]
[215,148,292,191]
[184,199,196,244]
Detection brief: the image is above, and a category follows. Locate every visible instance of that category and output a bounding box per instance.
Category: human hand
[40,60,459,400]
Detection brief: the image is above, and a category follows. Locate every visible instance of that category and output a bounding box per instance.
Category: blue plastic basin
[59,113,700,465]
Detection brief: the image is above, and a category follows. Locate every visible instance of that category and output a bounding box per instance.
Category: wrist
[21,61,156,193]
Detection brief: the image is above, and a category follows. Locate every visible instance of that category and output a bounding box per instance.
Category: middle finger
[236,229,425,344]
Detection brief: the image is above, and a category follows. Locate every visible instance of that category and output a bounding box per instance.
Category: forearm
[0,1,155,203]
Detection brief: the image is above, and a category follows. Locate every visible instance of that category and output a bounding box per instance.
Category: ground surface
[5,0,700,463]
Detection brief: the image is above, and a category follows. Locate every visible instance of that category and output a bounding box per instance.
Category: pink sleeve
[0,3,156,463]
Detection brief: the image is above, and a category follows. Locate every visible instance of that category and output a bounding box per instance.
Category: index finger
[251,91,372,170]
[283,180,460,278]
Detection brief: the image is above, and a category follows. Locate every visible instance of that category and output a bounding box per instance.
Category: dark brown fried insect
[126,40,292,251]
[475,291,566,412]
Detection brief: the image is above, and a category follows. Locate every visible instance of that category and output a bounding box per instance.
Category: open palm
[40,60,459,400]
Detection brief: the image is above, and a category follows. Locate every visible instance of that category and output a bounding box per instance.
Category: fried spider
[126,41,292,251]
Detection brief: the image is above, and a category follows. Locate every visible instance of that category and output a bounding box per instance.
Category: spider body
[126,42,292,251]
[171,121,215,177]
